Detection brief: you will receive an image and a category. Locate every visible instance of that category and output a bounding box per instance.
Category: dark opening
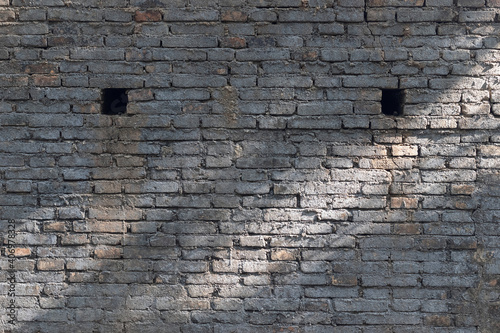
[102,88,128,115]
[381,89,405,116]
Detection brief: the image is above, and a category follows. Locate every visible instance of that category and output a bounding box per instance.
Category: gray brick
[335,300,389,312]
[70,48,124,60]
[48,8,102,21]
[155,89,210,101]
[320,49,349,61]
[0,23,49,35]
[236,49,290,61]
[172,75,227,88]
[277,9,334,22]
[152,49,207,61]
[247,0,302,6]
[163,9,219,21]
[258,76,312,88]
[397,9,455,22]
[422,170,476,182]
[288,116,341,129]
[343,76,398,88]
[162,36,218,48]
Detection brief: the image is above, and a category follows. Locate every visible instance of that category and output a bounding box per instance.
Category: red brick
[419,238,446,250]
[221,10,248,22]
[61,234,89,245]
[391,197,419,209]
[183,103,211,114]
[13,248,31,257]
[221,37,246,49]
[48,36,75,47]
[448,238,477,249]
[44,222,66,232]
[33,75,60,87]
[95,246,121,259]
[128,89,154,102]
[394,223,421,235]
[24,63,58,74]
[296,50,319,61]
[73,221,125,233]
[271,249,300,261]
[135,10,162,22]
[451,184,475,195]
[73,103,100,114]
[37,259,65,271]
[331,274,358,286]
[69,272,98,283]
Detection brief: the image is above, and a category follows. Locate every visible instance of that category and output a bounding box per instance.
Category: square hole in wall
[381,89,405,116]
[101,88,128,115]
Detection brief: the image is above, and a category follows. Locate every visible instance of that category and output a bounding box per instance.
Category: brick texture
[0,1,499,332]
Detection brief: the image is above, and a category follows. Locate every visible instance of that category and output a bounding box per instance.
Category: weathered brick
[397,8,454,22]
[135,10,162,22]
[3,1,500,331]
[222,10,248,22]
[170,23,223,35]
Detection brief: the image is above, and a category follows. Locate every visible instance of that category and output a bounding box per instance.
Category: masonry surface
[0,0,499,332]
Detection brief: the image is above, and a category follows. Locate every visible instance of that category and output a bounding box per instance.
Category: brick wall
[1,0,500,332]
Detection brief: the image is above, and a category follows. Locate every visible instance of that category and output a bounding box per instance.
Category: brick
[173,75,226,88]
[153,90,210,101]
[391,197,419,209]
[397,8,454,22]
[368,0,425,6]
[135,10,162,22]
[48,8,102,21]
[247,0,302,6]
[11,248,31,257]
[162,9,219,21]
[243,195,297,208]
[424,315,453,327]
[71,48,125,60]
[331,274,358,286]
[162,36,218,48]
[0,23,49,35]
[458,0,486,6]
[171,23,223,35]
[222,10,248,22]
[221,37,247,49]
[94,246,122,259]
[88,208,142,221]
[37,259,65,271]
[236,49,290,61]
[422,170,476,182]
[3,0,500,330]
[288,117,341,129]
[0,10,15,21]
[258,76,313,88]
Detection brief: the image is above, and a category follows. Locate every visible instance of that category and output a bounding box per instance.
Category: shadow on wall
[0,89,157,332]
[1,86,242,332]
